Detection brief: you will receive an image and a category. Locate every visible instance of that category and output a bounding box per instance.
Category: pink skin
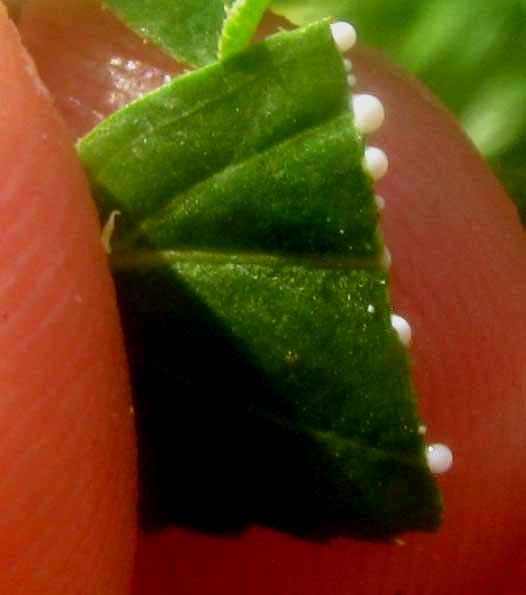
[1,1,525,593]
[0,5,136,594]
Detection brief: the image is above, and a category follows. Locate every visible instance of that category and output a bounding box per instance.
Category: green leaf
[102,0,229,66]
[79,21,441,537]
[219,0,273,59]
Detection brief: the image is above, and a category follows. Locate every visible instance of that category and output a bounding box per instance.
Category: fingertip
[19,0,181,138]
[0,11,137,594]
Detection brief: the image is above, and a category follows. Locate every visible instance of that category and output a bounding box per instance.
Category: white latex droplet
[426,443,453,474]
[343,58,353,73]
[391,314,412,347]
[363,146,388,180]
[347,74,357,87]
[375,195,385,210]
[330,22,357,53]
[382,246,392,270]
[352,94,385,134]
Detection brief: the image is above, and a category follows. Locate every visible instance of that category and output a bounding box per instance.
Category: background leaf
[102,0,231,66]
[103,0,274,67]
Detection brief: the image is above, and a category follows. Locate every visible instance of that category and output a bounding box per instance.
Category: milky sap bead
[364,146,389,180]
[347,74,357,87]
[330,22,357,53]
[391,314,412,347]
[382,245,392,270]
[426,443,453,474]
[352,94,386,135]
[375,195,385,210]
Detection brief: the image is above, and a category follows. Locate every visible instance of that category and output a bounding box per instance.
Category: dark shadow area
[115,265,440,541]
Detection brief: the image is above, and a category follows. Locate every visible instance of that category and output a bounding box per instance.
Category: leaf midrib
[110,248,383,272]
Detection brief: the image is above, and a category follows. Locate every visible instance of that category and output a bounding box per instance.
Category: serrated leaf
[102,0,272,67]
[78,21,441,537]
[219,0,273,59]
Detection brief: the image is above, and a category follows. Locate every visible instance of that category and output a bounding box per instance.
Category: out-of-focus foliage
[272,0,526,221]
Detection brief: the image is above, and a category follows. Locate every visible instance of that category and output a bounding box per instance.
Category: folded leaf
[79,21,441,538]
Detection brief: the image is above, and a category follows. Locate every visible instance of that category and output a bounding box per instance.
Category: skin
[0,3,136,594]
[1,0,525,593]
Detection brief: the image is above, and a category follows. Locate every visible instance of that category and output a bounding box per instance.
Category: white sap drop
[391,314,412,347]
[382,246,392,270]
[364,146,389,180]
[330,22,357,53]
[426,443,453,474]
[375,195,385,210]
[352,94,386,135]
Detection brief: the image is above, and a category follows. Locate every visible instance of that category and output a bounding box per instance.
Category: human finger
[0,5,137,593]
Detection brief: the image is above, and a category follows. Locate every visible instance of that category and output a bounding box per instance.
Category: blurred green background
[272,0,526,222]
